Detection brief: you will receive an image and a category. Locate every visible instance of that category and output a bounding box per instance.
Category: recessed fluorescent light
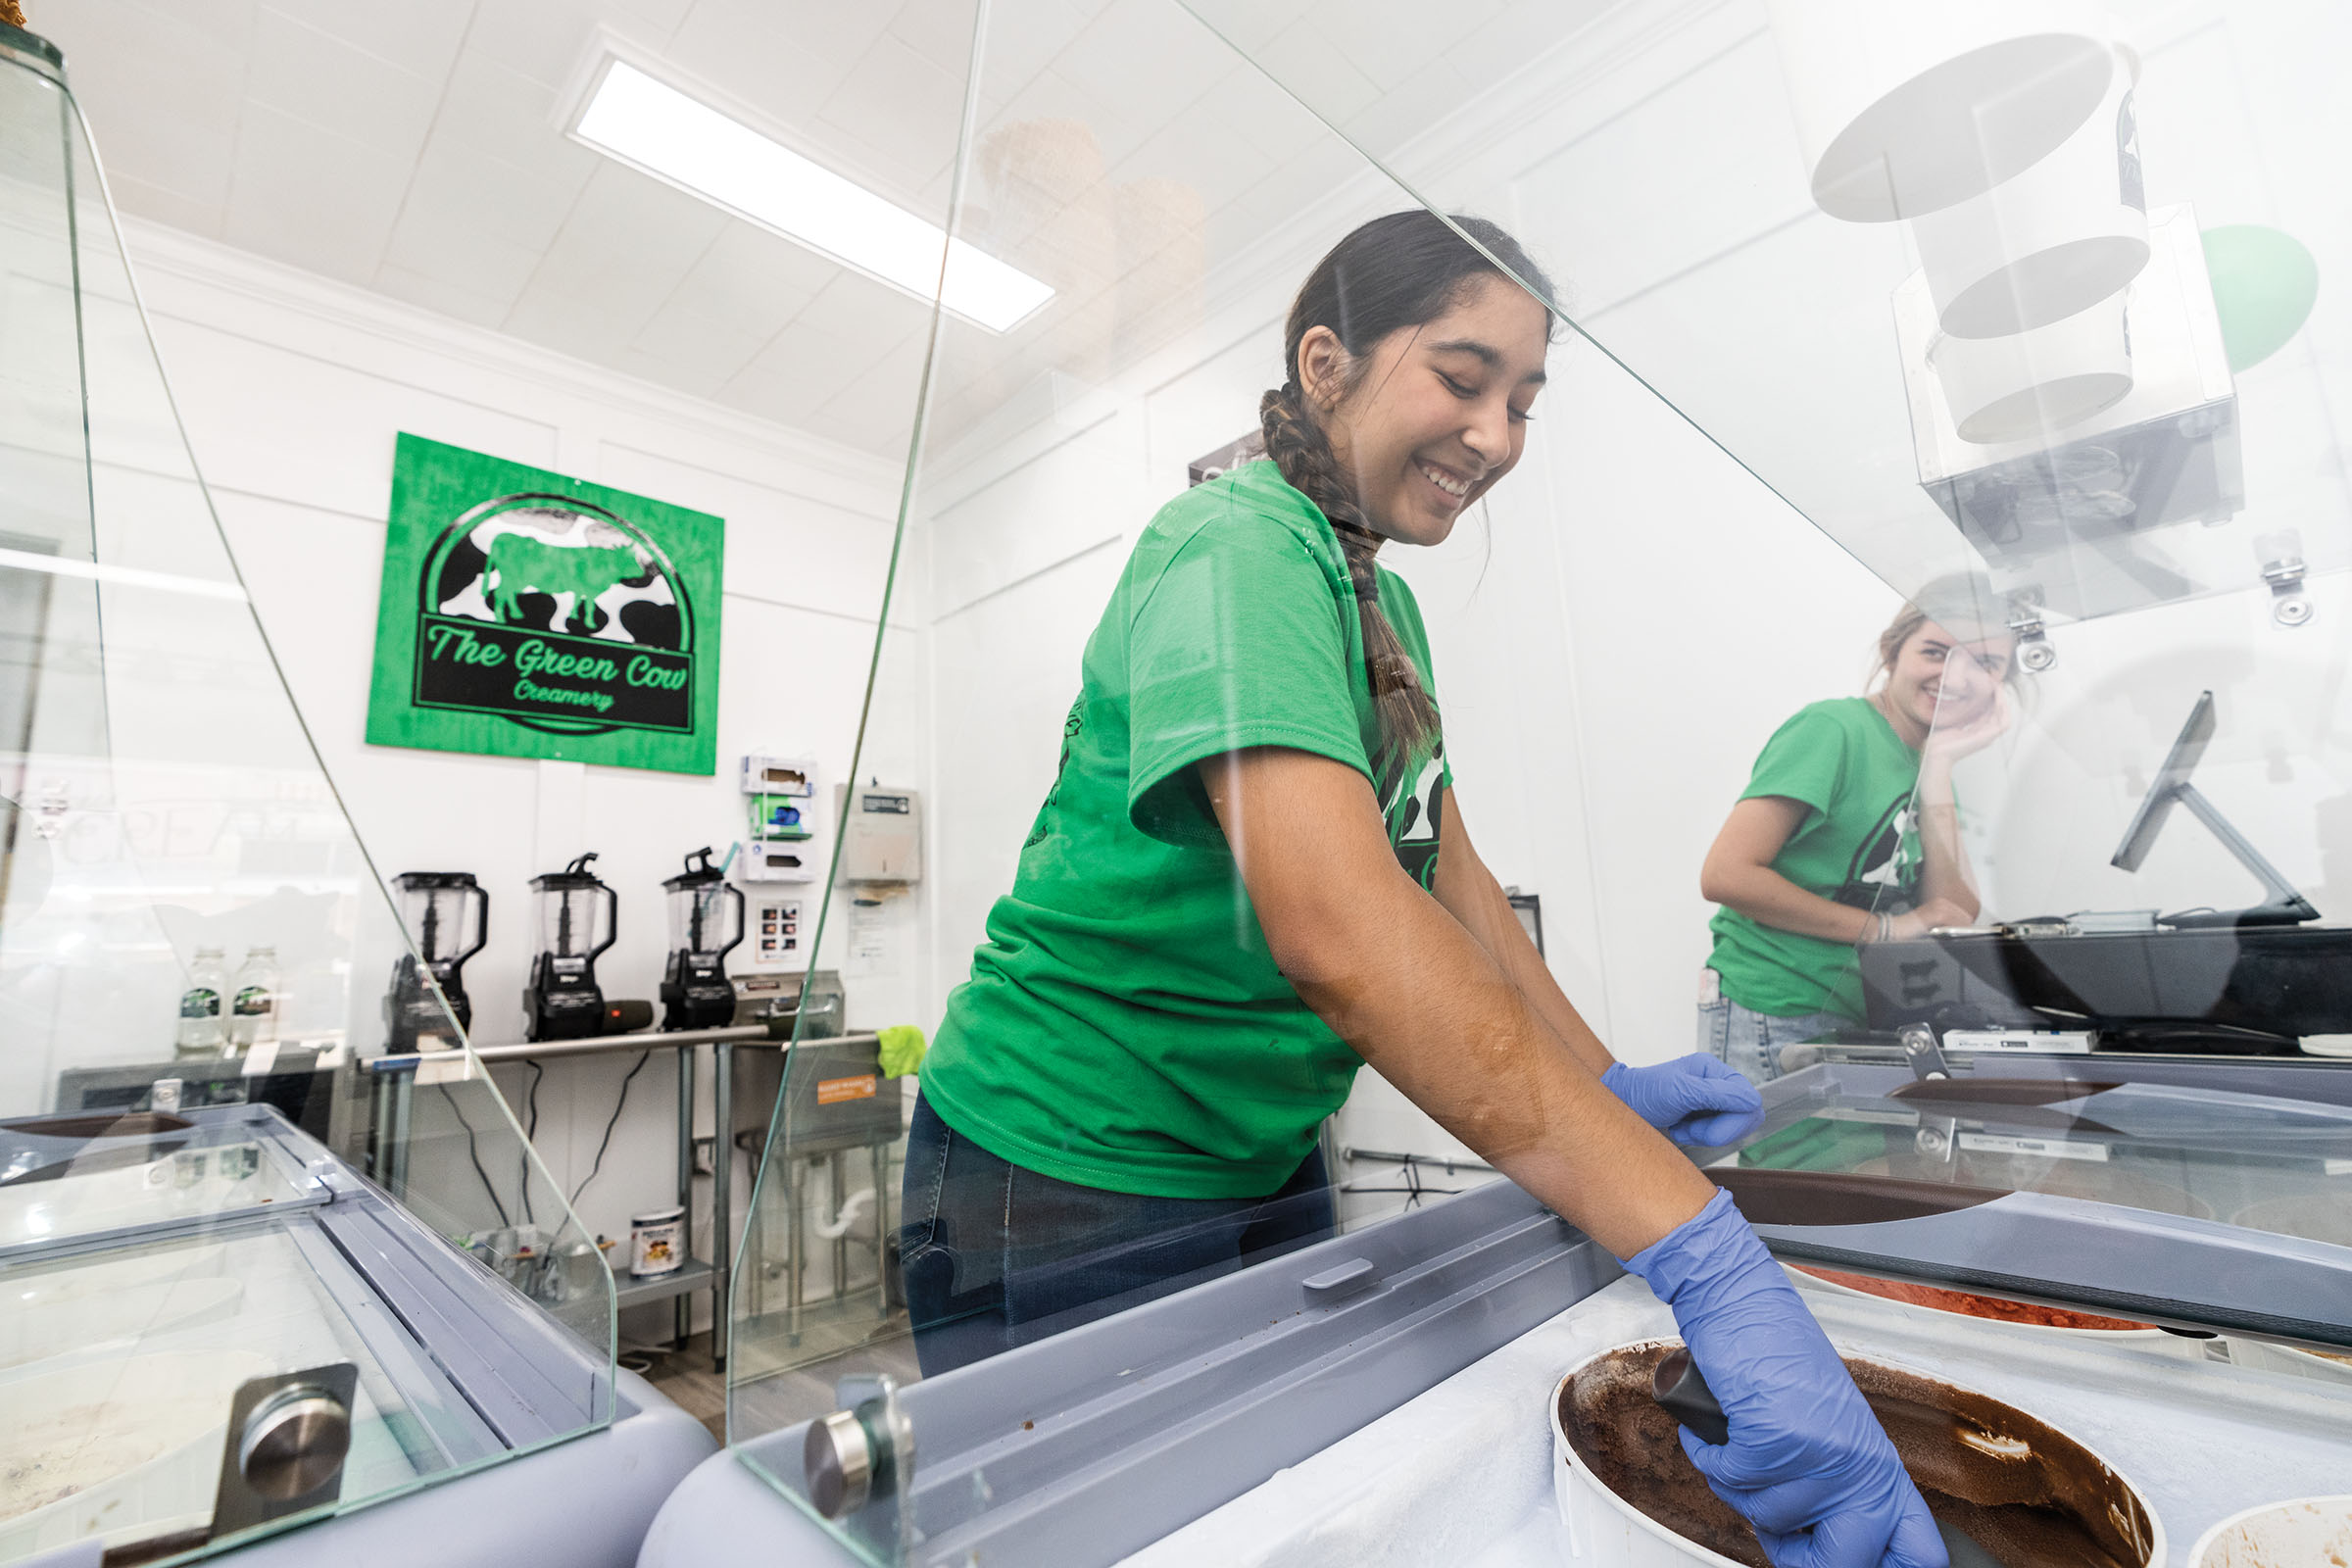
[571,59,1054,333]
[0,547,248,602]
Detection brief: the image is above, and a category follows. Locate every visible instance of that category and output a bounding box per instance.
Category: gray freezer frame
[5,1102,715,1568]
[643,1053,2352,1568]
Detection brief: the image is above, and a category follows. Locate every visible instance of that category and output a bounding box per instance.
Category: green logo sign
[367,435,723,774]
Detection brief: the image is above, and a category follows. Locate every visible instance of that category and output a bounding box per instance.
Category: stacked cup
[1767,3,2149,447]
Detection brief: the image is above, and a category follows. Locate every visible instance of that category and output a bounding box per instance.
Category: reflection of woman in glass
[906,212,1943,1564]
[1698,578,2018,1083]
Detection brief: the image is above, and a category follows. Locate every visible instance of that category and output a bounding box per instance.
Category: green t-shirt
[919,461,1450,1200]
[1706,698,1924,1021]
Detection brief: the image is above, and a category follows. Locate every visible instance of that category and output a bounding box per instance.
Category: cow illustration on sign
[430,495,684,649]
[484,531,641,631]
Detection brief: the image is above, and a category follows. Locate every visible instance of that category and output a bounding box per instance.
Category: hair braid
[1257,209,1554,793]
[1259,380,1441,794]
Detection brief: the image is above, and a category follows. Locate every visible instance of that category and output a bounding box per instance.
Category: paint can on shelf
[629,1205,685,1278]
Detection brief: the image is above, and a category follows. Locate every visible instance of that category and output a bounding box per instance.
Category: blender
[661,847,745,1031]
[384,871,487,1052]
[524,853,616,1042]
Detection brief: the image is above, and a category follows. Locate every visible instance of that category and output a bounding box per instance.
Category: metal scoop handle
[1649,1347,2005,1568]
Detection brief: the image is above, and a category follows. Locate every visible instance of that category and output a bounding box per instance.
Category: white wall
[1334,324,1897,1210]
[115,0,2352,1268]
[1323,0,2352,1207]
[124,218,913,1334]
[892,0,2352,1239]
[886,251,1898,1229]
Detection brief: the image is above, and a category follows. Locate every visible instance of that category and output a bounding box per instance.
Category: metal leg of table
[829,1151,848,1302]
[787,1150,805,1345]
[673,1044,695,1348]
[380,1068,415,1200]
[713,1039,733,1369]
[872,1140,890,1318]
[366,1069,393,1189]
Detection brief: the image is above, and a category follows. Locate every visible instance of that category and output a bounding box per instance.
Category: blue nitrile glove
[1623,1190,1946,1568]
[1601,1054,1765,1147]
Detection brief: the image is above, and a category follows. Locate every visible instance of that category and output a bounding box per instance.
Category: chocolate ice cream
[1558,1342,2155,1568]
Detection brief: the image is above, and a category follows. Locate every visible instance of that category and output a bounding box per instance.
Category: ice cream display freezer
[641,1054,2352,1567]
[0,1103,712,1568]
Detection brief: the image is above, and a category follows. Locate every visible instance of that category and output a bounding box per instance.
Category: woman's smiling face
[1884,619,2014,734]
[1298,274,1551,547]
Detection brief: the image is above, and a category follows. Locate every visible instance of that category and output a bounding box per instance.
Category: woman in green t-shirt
[906,210,1942,1566]
[1697,579,2018,1082]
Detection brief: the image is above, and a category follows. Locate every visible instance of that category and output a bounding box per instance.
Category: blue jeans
[898,1093,1335,1376]
[1697,982,1844,1085]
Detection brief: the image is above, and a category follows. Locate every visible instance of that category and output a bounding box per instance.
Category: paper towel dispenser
[837,784,922,884]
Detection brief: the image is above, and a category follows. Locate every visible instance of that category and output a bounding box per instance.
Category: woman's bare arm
[1700,796,1972,942]
[1425,786,1616,1076]
[1200,747,1714,1259]
[1909,689,2010,922]
[1909,770,1982,922]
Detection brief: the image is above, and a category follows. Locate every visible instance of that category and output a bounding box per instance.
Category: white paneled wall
[123,217,910,1337]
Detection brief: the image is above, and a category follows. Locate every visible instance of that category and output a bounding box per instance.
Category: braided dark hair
[1259,210,1554,794]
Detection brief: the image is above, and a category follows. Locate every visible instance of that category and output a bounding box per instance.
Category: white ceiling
[34,0,1597,457]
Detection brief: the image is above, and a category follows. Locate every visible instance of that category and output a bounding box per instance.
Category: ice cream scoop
[1650,1347,2005,1568]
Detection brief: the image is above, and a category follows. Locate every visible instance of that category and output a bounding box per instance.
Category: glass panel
[1,1222,495,1558]
[1194,0,2352,1327]
[0,1134,311,1248]
[1205,1,2352,628]
[721,0,1788,1557]
[722,0,2352,1557]
[0,28,614,1563]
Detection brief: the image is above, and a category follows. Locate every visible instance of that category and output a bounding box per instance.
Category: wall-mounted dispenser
[837,784,922,885]
[739,752,818,883]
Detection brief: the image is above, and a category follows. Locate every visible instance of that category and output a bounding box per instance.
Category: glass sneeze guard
[0,24,615,1564]
[712,1,2352,1563]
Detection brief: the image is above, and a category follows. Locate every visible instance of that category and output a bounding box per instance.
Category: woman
[1698,579,2017,1082]
[906,212,1943,1568]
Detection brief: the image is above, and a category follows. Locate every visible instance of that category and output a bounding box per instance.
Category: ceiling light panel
[571,60,1051,333]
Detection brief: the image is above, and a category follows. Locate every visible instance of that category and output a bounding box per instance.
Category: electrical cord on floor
[569,1050,651,1207]
[439,1082,511,1230]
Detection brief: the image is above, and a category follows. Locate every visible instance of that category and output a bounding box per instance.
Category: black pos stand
[2112,690,2320,930]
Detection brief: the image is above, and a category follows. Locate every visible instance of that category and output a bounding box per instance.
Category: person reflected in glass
[1698,579,2018,1083]
[905,212,1945,1567]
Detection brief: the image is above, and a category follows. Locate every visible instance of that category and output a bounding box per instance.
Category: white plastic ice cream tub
[2188,1494,2352,1567]
[1549,1337,2166,1568]
[1784,1264,2205,1360]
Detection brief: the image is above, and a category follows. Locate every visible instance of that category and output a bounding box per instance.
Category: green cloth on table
[877,1024,928,1078]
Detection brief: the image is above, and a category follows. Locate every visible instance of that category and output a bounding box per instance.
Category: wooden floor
[638,1333,728,1442]
[638,1323,924,1446]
